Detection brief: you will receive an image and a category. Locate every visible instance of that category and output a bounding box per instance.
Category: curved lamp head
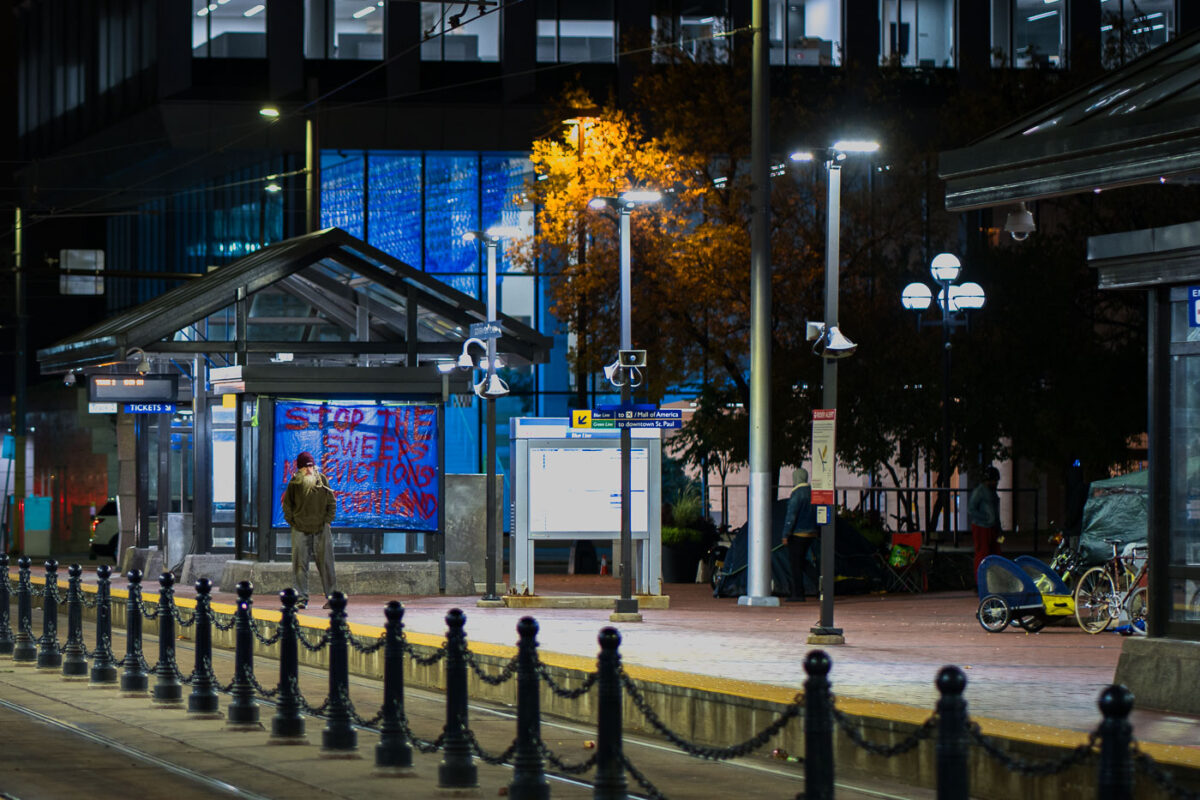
[901,282,933,311]
[929,252,962,283]
[474,372,510,399]
[812,325,857,359]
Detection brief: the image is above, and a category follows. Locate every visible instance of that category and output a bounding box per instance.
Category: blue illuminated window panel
[423,153,478,275]
[321,152,365,238]
[367,152,423,267]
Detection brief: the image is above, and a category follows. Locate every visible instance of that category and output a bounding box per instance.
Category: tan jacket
[281,471,336,533]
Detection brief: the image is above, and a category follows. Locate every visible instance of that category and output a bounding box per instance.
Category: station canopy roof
[940,26,1200,212]
[37,227,553,376]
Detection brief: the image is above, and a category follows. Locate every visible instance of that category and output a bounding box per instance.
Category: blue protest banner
[271,400,440,531]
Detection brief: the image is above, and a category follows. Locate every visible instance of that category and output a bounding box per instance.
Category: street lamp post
[901,253,986,543]
[462,226,521,605]
[589,191,661,622]
[796,141,878,643]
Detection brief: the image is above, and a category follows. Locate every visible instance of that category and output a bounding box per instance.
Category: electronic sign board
[89,374,179,403]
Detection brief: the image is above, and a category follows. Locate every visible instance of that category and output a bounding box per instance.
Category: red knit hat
[296,451,316,469]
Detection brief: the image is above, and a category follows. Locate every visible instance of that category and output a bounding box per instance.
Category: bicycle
[1046,530,1086,592]
[1073,538,1148,634]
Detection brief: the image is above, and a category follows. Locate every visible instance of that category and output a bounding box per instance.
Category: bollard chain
[968,722,1097,776]
[40,583,67,605]
[398,711,445,754]
[340,621,387,655]
[620,666,803,760]
[245,664,281,699]
[463,649,519,686]
[623,755,669,800]
[536,738,599,774]
[462,725,518,765]
[78,590,100,609]
[86,631,114,661]
[1132,742,1200,800]
[294,619,331,651]
[535,660,599,698]
[169,603,197,627]
[401,637,447,666]
[294,684,332,717]
[333,683,385,728]
[212,612,236,632]
[247,616,282,646]
[832,704,936,758]
[135,596,161,620]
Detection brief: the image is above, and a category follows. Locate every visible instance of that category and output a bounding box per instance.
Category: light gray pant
[292,523,337,600]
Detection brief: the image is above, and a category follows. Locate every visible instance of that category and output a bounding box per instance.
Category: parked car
[89,500,119,559]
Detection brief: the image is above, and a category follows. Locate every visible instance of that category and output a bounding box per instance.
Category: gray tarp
[1078,470,1147,566]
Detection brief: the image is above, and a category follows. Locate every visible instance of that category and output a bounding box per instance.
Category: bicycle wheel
[1075,567,1117,634]
[1127,586,1148,634]
[1014,615,1046,633]
[978,594,1011,633]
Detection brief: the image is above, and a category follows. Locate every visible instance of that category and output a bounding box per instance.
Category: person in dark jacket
[782,468,819,601]
[968,465,1002,580]
[281,451,338,609]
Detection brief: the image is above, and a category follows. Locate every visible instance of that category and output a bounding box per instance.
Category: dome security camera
[1004,202,1035,242]
[63,372,77,387]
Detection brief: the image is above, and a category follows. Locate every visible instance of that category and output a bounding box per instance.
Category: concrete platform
[502,593,670,609]
[218,559,475,596]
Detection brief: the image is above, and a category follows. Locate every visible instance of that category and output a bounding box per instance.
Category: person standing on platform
[968,465,1003,581]
[782,468,819,602]
[282,451,338,609]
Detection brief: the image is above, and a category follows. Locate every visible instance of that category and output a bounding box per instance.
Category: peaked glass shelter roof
[37,227,552,375]
[940,27,1200,211]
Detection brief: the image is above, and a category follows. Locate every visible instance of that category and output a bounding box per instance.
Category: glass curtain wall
[767,0,841,66]
[192,0,268,57]
[879,0,955,67]
[1168,296,1200,630]
[420,1,500,61]
[651,1,731,63]
[536,0,616,63]
[991,0,1065,68]
[1102,0,1175,69]
[305,0,385,59]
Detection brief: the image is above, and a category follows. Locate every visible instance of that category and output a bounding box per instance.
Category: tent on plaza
[1078,470,1148,566]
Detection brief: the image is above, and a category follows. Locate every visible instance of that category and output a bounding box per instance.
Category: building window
[537,0,616,63]
[991,0,1064,68]
[305,0,384,59]
[652,2,731,64]
[421,2,500,61]
[879,0,954,68]
[193,0,268,58]
[1169,297,1200,630]
[768,0,841,67]
[1102,0,1175,69]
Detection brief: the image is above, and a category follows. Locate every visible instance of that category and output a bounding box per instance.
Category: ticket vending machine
[510,418,662,596]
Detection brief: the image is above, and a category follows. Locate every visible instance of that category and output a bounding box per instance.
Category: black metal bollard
[13,556,38,663]
[187,578,219,714]
[593,626,626,800]
[322,591,357,754]
[0,553,14,655]
[271,588,305,740]
[226,580,260,726]
[120,569,149,693]
[375,600,412,770]
[36,559,63,669]
[509,616,549,800]
[152,573,182,704]
[61,564,89,677]
[1097,685,1134,800]
[936,666,970,799]
[89,565,118,684]
[804,650,835,800]
[438,608,477,789]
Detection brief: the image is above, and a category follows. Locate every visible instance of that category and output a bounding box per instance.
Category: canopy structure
[37,226,552,375]
[940,27,1200,212]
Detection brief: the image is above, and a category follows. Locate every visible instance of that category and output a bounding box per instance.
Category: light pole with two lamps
[461,226,522,605]
[790,140,879,643]
[588,190,662,622]
[900,253,985,543]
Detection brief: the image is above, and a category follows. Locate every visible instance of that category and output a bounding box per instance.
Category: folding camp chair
[878,531,927,593]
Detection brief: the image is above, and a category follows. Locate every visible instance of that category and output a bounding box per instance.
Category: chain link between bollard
[462,725,518,765]
[463,648,519,686]
[620,666,803,760]
[40,583,67,606]
[401,636,447,666]
[831,704,936,758]
[536,738,599,774]
[247,616,282,646]
[135,596,160,620]
[1132,742,1200,800]
[294,618,332,651]
[169,603,198,628]
[535,660,599,698]
[623,755,669,800]
[212,612,236,632]
[968,722,1097,776]
[339,621,387,655]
